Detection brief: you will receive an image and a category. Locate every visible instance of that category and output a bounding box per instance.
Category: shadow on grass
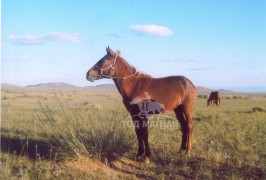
[1,136,55,160]
[2,133,263,179]
[1,132,154,179]
[102,153,154,179]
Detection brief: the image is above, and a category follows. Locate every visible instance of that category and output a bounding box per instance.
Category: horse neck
[114,57,134,76]
[113,57,138,97]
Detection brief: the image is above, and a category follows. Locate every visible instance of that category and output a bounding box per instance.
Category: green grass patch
[1,89,266,179]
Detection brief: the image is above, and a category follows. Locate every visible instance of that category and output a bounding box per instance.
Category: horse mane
[117,56,152,78]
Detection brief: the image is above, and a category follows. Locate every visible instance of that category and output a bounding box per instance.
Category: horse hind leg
[174,106,188,154]
[184,108,193,155]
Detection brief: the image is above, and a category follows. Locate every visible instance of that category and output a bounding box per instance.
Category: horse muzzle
[86,69,100,82]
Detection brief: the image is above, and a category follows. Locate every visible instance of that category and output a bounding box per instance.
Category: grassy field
[1,86,266,179]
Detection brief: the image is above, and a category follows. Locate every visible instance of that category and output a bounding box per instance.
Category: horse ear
[106,46,116,56]
[116,51,121,57]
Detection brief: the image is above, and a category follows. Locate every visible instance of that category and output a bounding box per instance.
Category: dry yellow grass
[1,86,266,179]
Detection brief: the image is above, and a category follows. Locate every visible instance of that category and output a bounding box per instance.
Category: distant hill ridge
[1,83,22,90]
[1,82,230,93]
[26,82,79,89]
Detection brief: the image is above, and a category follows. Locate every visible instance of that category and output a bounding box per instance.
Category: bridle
[94,52,138,84]
[95,53,118,78]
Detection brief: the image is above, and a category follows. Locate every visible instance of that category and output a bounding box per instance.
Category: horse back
[209,91,221,101]
[128,76,196,111]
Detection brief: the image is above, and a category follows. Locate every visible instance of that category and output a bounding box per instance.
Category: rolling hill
[1,82,233,94]
[25,82,80,89]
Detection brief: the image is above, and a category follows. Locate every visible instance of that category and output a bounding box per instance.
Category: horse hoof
[136,155,142,162]
[179,150,191,157]
[186,151,191,157]
[144,157,150,164]
[178,149,187,155]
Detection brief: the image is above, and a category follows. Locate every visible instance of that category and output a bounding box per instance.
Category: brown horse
[207,91,221,107]
[86,47,196,163]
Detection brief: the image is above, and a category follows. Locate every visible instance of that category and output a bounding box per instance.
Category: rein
[94,53,138,84]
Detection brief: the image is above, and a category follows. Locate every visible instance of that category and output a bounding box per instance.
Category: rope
[94,52,137,84]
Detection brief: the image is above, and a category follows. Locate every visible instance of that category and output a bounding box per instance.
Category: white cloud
[130,24,174,37]
[9,35,44,45]
[44,32,80,43]
[9,32,80,45]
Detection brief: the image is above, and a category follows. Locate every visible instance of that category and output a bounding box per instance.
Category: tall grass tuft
[35,98,135,161]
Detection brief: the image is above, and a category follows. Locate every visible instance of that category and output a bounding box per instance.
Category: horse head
[86,46,120,82]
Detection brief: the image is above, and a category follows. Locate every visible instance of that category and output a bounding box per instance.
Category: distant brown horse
[207,91,221,107]
[86,47,196,163]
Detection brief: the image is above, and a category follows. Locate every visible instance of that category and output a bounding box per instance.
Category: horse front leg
[134,119,150,163]
[134,120,144,161]
[215,100,218,107]
[142,120,151,163]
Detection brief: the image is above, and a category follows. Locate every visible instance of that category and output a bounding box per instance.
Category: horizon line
[1,82,266,93]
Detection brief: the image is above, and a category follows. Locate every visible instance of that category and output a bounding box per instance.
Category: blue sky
[1,0,266,92]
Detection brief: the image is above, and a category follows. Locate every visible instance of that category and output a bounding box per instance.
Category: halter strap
[95,53,118,78]
[94,52,137,84]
